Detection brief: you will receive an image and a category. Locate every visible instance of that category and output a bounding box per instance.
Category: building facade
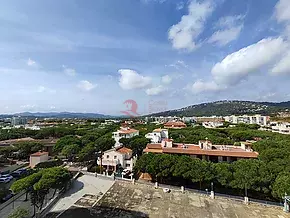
[143,139,258,163]
[224,115,269,126]
[97,147,136,172]
[112,127,139,147]
[164,121,187,129]
[145,128,169,143]
[30,151,49,168]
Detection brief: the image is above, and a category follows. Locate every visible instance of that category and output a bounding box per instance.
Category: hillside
[149,100,290,117]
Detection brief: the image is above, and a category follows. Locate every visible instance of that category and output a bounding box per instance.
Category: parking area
[58,181,289,218]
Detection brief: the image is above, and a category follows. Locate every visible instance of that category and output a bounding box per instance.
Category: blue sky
[1,0,290,115]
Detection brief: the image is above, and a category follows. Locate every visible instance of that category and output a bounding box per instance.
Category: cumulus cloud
[161,75,172,84]
[271,52,290,75]
[146,85,166,96]
[168,0,214,51]
[208,15,244,46]
[211,37,286,85]
[63,65,77,76]
[118,69,152,90]
[274,0,290,23]
[190,80,224,94]
[77,80,97,91]
[27,58,37,67]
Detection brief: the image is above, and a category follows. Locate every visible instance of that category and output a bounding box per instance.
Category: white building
[97,147,136,172]
[145,128,169,143]
[224,115,269,126]
[270,122,290,134]
[112,127,139,147]
[30,151,49,168]
[202,122,224,128]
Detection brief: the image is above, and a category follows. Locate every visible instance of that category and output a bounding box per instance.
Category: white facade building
[224,115,269,126]
[270,122,290,134]
[202,122,224,128]
[112,127,139,147]
[97,147,136,172]
[145,128,169,143]
[30,151,49,168]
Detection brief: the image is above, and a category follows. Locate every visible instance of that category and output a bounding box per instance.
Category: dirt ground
[58,181,290,218]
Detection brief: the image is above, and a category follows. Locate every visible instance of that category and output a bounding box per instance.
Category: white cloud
[271,52,290,75]
[208,15,244,46]
[208,26,243,46]
[274,0,290,23]
[161,75,172,84]
[146,85,166,96]
[63,65,76,76]
[118,69,152,90]
[168,0,214,51]
[211,37,286,85]
[36,86,56,93]
[190,80,224,94]
[27,58,37,67]
[176,2,184,10]
[77,80,97,91]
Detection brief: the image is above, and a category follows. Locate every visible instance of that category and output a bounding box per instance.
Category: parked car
[0,177,11,183]
[0,174,13,182]
[11,168,28,178]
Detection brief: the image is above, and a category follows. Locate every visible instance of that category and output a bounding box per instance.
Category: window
[114,155,117,159]
[106,155,109,159]
[126,163,130,167]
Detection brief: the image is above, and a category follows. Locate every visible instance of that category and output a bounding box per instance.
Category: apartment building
[143,139,258,163]
[224,115,269,126]
[270,122,290,134]
[112,127,139,147]
[145,128,169,143]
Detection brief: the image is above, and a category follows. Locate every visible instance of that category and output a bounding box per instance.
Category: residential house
[145,128,169,143]
[97,146,136,172]
[164,121,187,129]
[112,127,139,147]
[30,151,49,168]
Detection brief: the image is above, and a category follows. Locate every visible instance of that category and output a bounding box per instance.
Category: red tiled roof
[143,143,258,158]
[30,151,49,157]
[118,128,139,134]
[116,147,132,154]
[147,144,162,149]
[164,121,186,126]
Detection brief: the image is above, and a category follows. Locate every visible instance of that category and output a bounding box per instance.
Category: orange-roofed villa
[97,146,136,173]
[164,121,187,129]
[112,127,139,147]
[143,139,258,163]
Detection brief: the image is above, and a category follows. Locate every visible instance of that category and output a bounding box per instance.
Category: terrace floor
[56,180,289,218]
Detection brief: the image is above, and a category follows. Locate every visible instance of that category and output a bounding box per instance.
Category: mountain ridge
[148,100,290,117]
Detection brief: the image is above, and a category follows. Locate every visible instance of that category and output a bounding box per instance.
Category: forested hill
[149,100,290,117]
